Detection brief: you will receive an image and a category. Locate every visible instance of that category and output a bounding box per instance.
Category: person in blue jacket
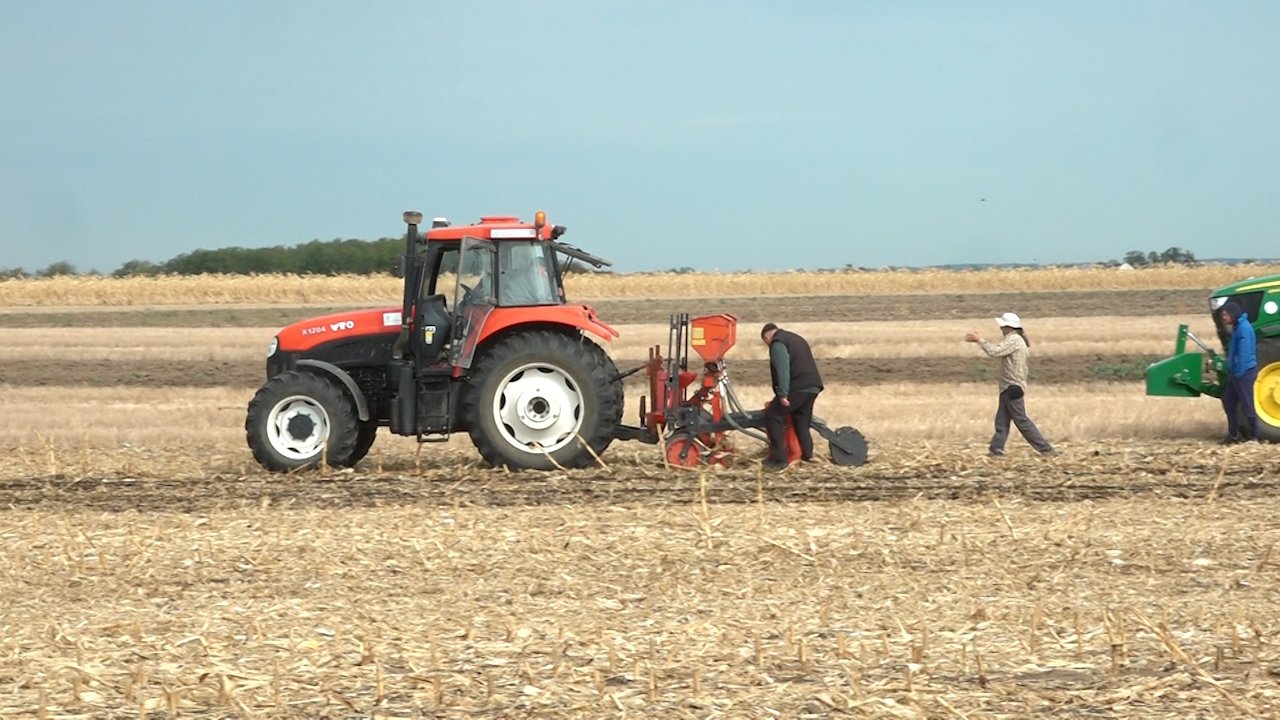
[1219,300,1259,443]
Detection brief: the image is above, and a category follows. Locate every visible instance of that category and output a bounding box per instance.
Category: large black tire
[464,331,624,470]
[246,370,360,471]
[336,420,379,468]
[582,337,626,429]
[1252,338,1280,443]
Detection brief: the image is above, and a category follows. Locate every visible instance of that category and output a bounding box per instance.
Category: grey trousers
[990,387,1053,455]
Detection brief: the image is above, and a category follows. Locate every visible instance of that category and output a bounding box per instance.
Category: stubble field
[2,268,1279,718]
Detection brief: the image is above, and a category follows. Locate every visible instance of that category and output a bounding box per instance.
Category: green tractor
[1146,273,1280,441]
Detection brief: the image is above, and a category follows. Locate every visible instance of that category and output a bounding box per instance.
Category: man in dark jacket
[761,323,824,470]
[1220,300,1259,442]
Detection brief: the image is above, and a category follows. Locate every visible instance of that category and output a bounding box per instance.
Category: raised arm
[977,335,1020,357]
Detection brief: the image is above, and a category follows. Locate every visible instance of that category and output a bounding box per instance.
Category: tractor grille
[348,367,391,420]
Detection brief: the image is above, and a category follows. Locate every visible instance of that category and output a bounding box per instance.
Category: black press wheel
[245,370,360,471]
[464,331,623,470]
[826,426,869,466]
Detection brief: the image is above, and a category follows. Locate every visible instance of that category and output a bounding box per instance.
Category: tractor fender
[296,359,371,422]
[477,305,620,346]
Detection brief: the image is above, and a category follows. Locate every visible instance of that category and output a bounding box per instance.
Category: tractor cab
[405,212,613,370]
[377,210,622,467]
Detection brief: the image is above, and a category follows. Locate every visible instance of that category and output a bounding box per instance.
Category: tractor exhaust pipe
[390,211,424,435]
[391,211,423,359]
[399,211,423,333]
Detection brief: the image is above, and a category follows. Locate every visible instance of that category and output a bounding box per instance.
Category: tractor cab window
[456,237,496,309]
[498,241,559,307]
[427,247,460,306]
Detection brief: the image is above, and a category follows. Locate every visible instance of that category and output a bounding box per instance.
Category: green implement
[1145,324,1224,398]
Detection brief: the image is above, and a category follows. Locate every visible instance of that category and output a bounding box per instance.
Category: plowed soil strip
[0,354,1158,388]
[0,288,1209,327]
[0,459,1272,513]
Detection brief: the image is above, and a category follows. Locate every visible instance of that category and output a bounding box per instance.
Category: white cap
[995,312,1022,329]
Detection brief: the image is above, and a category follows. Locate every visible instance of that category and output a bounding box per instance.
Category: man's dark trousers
[765,391,818,463]
[1222,367,1259,440]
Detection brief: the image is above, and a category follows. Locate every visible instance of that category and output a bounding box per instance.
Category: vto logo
[330,320,355,332]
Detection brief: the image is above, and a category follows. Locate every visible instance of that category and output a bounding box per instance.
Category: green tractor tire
[1254,338,1280,443]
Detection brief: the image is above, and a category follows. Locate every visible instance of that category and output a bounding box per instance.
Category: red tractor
[245,211,867,472]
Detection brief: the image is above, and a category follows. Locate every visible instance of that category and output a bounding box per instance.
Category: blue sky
[3,1,1278,274]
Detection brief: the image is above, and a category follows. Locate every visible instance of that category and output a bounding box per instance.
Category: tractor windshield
[498,241,560,307]
[1212,290,1264,349]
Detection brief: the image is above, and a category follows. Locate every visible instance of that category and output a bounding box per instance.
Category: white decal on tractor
[330,320,356,332]
[490,228,537,239]
[383,312,402,326]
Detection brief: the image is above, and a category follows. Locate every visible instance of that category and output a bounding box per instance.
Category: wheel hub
[267,396,331,460]
[495,365,583,452]
[286,413,317,441]
[515,386,561,430]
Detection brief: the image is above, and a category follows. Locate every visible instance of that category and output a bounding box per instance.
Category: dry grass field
[3,270,1279,718]
[4,262,1280,306]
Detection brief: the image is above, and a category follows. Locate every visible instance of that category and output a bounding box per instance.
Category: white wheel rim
[492,362,584,454]
[267,394,331,460]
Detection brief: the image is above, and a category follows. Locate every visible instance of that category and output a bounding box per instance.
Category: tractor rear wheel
[1252,338,1280,442]
[245,370,360,471]
[464,331,623,470]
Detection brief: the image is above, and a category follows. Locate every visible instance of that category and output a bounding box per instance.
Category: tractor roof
[1212,273,1280,298]
[424,214,558,242]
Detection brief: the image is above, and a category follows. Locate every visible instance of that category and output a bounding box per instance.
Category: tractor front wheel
[245,370,360,471]
[464,331,622,470]
[340,420,379,468]
[1252,338,1280,442]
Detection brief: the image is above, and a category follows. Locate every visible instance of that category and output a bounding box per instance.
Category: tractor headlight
[267,337,278,357]
[1209,296,1228,311]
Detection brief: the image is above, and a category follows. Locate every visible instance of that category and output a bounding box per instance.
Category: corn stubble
[2,441,1279,717]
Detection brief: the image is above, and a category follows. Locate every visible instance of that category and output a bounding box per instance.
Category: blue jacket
[1228,312,1258,377]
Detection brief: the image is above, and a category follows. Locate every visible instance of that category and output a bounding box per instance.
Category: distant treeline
[1121,247,1196,267]
[2,237,405,279]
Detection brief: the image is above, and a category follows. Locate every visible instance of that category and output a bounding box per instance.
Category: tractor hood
[1210,273,1280,300]
[1208,272,1280,344]
[276,307,403,353]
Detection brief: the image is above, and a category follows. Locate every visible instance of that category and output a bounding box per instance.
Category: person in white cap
[965,312,1055,456]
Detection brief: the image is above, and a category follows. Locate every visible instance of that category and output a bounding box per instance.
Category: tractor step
[416,380,453,433]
